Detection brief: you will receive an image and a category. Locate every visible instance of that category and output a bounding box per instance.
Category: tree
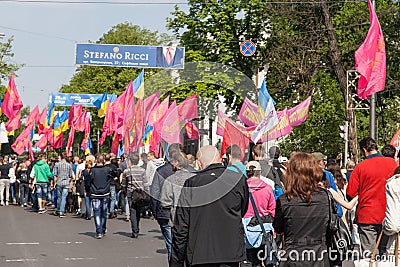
[0,36,19,83]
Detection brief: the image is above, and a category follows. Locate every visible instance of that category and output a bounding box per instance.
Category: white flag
[251,99,278,143]
[0,123,9,144]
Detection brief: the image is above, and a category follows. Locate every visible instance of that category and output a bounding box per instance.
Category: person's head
[196,145,220,170]
[359,137,378,157]
[96,154,105,165]
[73,156,80,164]
[311,152,327,169]
[246,161,262,178]
[167,143,183,160]
[86,154,95,164]
[110,153,117,159]
[186,154,195,167]
[326,162,346,190]
[252,144,265,160]
[285,152,323,204]
[141,153,148,163]
[170,151,189,171]
[38,154,45,161]
[59,153,67,161]
[128,153,140,166]
[346,160,356,170]
[12,161,17,169]
[105,153,112,163]
[85,160,93,170]
[382,144,396,159]
[269,146,281,159]
[111,158,119,168]
[148,151,156,160]
[225,144,242,164]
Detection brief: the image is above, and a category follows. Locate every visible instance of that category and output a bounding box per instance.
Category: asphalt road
[0,205,168,267]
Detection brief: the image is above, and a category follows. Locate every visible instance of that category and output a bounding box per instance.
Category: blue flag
[258,79,276,117]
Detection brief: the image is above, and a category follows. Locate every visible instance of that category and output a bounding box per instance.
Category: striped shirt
[53,161,74,186]
[121,166,148,193]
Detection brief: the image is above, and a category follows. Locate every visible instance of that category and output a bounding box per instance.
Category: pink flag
[11,125,33,155]
[75,109,88,132]
[143,92,160,124]
[81,118,91,150]
[25,105,40,127]
[50,132,64,149]
[111,133,119,155]
[3,75,23,119]
[5,113,21,132]
[354,0,386,100]
[238,97,262,127]
[66,126,75,156]
[178,94,198,121]
[130,98,144,152]
[261,108,293,142]
[288,96,312,127]
[148,96,169,126]
[35,134,48,152]
[68,103,83,127]
[161,101,181,144]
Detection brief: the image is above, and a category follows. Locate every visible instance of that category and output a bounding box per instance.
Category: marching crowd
[0,137,399,267]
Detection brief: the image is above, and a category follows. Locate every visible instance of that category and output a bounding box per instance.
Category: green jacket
[33,160,53,183]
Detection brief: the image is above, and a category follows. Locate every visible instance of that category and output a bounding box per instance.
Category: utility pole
[370,0,376,140]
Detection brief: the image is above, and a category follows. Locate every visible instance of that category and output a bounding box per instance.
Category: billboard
[49,93,112,107]
[75,44,185,69]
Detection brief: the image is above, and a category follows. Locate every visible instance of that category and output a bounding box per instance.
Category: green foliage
[0,36,20,83]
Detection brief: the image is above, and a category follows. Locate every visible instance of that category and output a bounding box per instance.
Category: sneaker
[5,201,9,206]
[95,234,103,239]
[103,229,107,236]
[59,214,66,218]
[0,201,4,206]
[131,233,138,238]
[23,203,28,207]
[38,209,47,214]
[21,205,24,208]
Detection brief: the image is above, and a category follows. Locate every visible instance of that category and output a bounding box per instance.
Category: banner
[238,97,262,127]
[288,96,312,127]
[262,108,292,142]
[50,93,115,107]
[75,44,185,69]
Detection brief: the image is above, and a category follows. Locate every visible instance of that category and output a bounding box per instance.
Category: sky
[0,0,187,110]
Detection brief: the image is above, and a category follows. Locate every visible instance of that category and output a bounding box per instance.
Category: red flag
[111,132,119,155]
[184,120,199,140]
[5,113,21,132]
[75,109,88,132]
[68,103,83,127]
[50,132,64,149]
[130,98,144,152]
[81,117,91,150]
[25,105,40,127]
[2,75,23,119]
[123,92,135,137]
[35,134,48,152]
[178,94,198,121]
[66,126,75,156]
[143,92,160,124]
[148,96,169,126]
[28,141,34,161]
[11,125,32,155]
[354,0,386,100]
[37,107,48,134]
[221,120,249,161]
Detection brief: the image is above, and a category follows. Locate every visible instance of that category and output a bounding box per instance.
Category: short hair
[141,153,148,160]
[394,166,400,175]
[252,144,265,158]
[382,144,396,159]
[269,146,281,159]
[168,143,183,159]
[111,158,119,167]
[346,160,356,169]
[359,137,378,152]
[96,154,105,164]
[105,154,112,162]
[226,144,242,160]
[128,153,140,165]
[170,152,189,169]
[60,153,67,160]
[148,151,156,158]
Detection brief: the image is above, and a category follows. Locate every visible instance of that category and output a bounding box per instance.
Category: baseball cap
[278,156,288,163]
[312,152,327,162]
[246,161,262,171]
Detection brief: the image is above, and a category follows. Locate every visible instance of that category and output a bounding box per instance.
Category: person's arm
[160,178,173,209]
[346,167,359,201]
[272,198,284,235]
[329,188,358,210]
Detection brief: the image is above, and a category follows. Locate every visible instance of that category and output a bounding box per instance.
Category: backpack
[20,172,29,183]
[383,174,400,235]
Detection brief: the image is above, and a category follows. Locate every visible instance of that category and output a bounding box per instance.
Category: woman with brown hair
[273,152,329,266]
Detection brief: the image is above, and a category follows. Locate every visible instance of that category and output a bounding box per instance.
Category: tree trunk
[320,1,359,163]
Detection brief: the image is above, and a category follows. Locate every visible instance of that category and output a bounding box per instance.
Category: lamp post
[370,0,376,140]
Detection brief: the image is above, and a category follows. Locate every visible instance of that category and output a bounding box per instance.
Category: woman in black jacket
[273,152,330,267]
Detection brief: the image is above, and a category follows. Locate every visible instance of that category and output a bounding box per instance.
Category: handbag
[325,189,354,265]
[131,188,150,207]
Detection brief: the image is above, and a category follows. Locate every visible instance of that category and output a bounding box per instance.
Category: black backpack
[20,171,29,183]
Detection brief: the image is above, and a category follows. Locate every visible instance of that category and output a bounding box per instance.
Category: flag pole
[370,0,376,140]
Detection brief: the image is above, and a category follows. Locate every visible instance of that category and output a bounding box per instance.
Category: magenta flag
[148,96,169,126]
[238,98,262,127]
[178,94,198,121]
[35,134,48,152]
[143,92,160,124]
[288,96,312,127]
[66,126,75,156]
[5,113,21,132]
[184,120,199,140]
[68,103,82,127]
[3,75,23,119]
[25,105,40,127]
[354,0,386,100]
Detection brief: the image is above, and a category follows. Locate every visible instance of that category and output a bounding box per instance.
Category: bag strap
[230,164,270,239]
[369,230,383,267]
[323,188,334,229]
[395,233,399,266]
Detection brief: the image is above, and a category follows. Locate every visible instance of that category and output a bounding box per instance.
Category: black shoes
[131,233,138,238]
[95,234,103,239]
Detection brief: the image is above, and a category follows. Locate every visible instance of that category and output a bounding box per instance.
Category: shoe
[21,205,24,208]
[38,209,47,214]
[59,214,66,218]
[0,201,4,206]
[95,234,103,239]
[23,203,28,207]
[131,233,138,238]
[5,201,9,206]
[53,211,60,216]
[85,216,91,220]
[103,229,107,236]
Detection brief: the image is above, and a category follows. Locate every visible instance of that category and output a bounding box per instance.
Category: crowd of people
[0,137,399,267]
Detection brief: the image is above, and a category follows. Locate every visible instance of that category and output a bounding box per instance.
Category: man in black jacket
[170,145,249,267]
[85,155,113,239]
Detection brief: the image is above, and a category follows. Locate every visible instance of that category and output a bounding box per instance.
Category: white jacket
[382,173,400,254]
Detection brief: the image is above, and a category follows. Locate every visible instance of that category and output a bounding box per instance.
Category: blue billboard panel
[50,93,112,107]
[75,44,185,69]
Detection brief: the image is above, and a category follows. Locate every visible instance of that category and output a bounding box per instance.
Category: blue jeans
[158,218,172,261]
[35,183,48,201]
[20,183,29,205]
[110,185,116,212]
[56,185,69,215]
[84,194,91,218]
[10,182,16,202]
[91,197,109,235]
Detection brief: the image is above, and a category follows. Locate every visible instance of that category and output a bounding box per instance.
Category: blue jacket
[323,169,343,217]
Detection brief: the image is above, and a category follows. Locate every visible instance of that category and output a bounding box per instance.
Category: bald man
[170,146,249,267]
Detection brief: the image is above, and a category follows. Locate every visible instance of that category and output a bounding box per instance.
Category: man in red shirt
[347,137,397,256]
